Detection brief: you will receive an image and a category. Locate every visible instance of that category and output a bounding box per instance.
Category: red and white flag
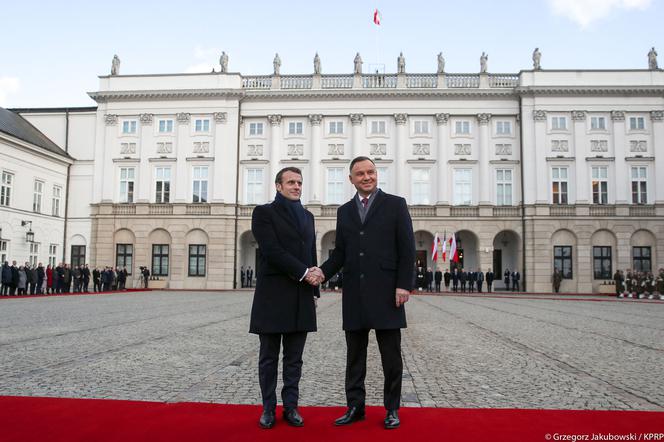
[432,232,439,262]
[373,8,381,25]
[449,232,459,263]
[441,231,447,262]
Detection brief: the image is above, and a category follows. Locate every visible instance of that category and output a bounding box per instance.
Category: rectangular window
[632,247,651,273]
[29,243,39,267]
[411,168,430,205]
[192,166,209,203]
[593,246,612,280]
[246,168,264,204]
[496,169,513,206]
[158,119,174,133]
[288,122,303,135]
[329,121,344,135]
[1,171,13,206]
[52,185,62,216]
[152,244,169,276]
[249,122,264,136]
[71,245,86,268]
[48,244,57,267]
[377,167,389,193]
[629,117,645,131]
[194,119,210,133]
[414,120,429,135]
[553,246,573,279]
[122,120,137,134]
[370,120,386,135]
[0,240,7,264]
[551,117,567,130]
[119,167,135,203]
[116,244,133,275]
[155,167,171,203]
[188,244,206,277]
[551,167,568,205]
[590,116,606,130]
[496,121,512,135]
[326,167,345,204]
[453,169,472,205]
[33,180,44,213]
[455,120,471,135]
[591,166,608,205]
[631,166,647,204]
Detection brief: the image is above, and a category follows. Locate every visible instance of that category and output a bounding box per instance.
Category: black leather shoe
[283,408,304,427]
[334,406,365,426]
[384,409,400,429]
[259,409,275,429]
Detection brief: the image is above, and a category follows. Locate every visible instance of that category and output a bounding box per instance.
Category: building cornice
[88,89,245,103]
[243,89,516,100]
[516,86,664,96]
[0,132,74,165]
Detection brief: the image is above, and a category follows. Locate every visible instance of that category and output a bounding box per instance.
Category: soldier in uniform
[552,269,562,293]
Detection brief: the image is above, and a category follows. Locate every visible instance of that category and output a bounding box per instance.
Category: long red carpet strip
[0,396,661,442]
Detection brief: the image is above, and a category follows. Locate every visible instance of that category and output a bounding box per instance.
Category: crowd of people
[413,266,522,293]
[1,260,152,296]
[614,268,664,300]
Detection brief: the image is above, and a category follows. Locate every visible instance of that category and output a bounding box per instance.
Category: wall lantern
[21,220,34,242]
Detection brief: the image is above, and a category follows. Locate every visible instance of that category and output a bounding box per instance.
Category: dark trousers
[435,282,441,292]
[345,329,402,411]
[487,282,492,292]
[460,282,466,292]
[477,281,483,293]
[258,332,307,411]
[452,281,458,292]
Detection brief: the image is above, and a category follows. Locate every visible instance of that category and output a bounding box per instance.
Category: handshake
[304,267,325,286]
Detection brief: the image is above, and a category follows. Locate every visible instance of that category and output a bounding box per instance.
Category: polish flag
[441,231,447,262]
[373,8,381,25]
[432,232,440,262]
[449,233,459,263]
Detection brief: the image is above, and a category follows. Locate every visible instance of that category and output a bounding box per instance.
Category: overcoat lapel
[362,189,386,226]
[272,201,304,238]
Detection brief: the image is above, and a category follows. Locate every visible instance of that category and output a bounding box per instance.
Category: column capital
[267,114,282,126]
[394,113,408,125]
[650,110,664,121]
[571,110,586,121]
[435,113,449,125]
[350,113,364,125]
[104,114,118,126]
[611,110,625,121]
[532,110,547,121]
[176,113,190,123]
[308,114,323,125]
[214,112,228,123]
[139,113,153,125]
[477,113,492,125]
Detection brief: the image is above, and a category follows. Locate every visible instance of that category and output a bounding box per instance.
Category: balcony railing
[410,206,436,217]
[450,207,479,217]
[112,204,136,215]
[446,74,480,88]
[362,74,397,88]
[242,76,272,89]
[489,74,519,88]
[493,206,521,217]
[281,75,313,89]
[321,75,353,88]
[238,206,254,216]
[550,205,576,216]
[150,204,173,215]
[321,206,339,217]
[407,74,437,88]
[629,205,655,216]
[186,204,211,215]
[589,206,616,217]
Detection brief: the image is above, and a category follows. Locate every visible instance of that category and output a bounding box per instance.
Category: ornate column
[268,114,282,200]
[212,112,228,203]
[531,110,547,204]
[477,113,492,205]
[100,114,117,202]
[394,113,408,196]
[651,110,664,204]
[308,114,323,203]
[435,113,450,204]
[175,113,190,202]
[350,113,364,158]
[611,111,628,204]
[138,113,153,203]
[572,110,587,204]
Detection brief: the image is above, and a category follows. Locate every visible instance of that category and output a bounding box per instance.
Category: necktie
[361,197,368,208]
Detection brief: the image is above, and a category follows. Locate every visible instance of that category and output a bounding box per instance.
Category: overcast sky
[0,0,661,108]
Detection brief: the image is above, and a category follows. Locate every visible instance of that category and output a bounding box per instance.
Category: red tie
[361,197,369,208]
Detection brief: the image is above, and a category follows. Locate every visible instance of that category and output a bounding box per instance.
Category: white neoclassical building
[5,54,663,292]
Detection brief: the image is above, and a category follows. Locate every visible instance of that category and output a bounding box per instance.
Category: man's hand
[395,288,410,307]
[305,267,325,286]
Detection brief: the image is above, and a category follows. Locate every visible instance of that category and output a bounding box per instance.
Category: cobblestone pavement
[0,291,662,410]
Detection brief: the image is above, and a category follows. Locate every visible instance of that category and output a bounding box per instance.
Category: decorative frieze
[105,114,118,125]
[571,110,586,121]
[120,142,136,154]
[267,114,282,126]
[350,113,364,125]
[495,144,512,155]
[177,113,190,123]
[630,140,647,152]
[551,140,569,152]
[394,113,407,125]
[370,143,387,155]
[247,144,264,156]
[139,113,153,125]
[193,142,210,153]
[435,113,450,125]
[214,112,228,123]
[156,142,173,154]
[533,110,547,121]
[308,114,323,126]
[328,144,344,155]
[454,144,471,155]
[412,144,430,156]
[611,111,625,121]
[477,113,491,125]
[590,140,608,152]
[287,144,304,156]
[651,110,664,121]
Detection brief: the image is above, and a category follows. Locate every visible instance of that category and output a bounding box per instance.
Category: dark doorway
[493,249,502,276]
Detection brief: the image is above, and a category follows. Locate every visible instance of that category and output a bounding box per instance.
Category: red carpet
[0,288,150,300]
[0,396,662,442]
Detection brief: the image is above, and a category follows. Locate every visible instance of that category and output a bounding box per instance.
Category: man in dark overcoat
[249,167,319,429]
[317,156,415,430]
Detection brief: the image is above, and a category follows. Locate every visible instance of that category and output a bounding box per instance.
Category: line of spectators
[614,268,664,300]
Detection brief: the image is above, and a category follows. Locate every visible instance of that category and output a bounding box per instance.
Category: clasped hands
[304,267,325,286]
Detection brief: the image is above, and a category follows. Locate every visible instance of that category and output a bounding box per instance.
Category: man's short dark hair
[349,156,375,173]
[275,166,302,184]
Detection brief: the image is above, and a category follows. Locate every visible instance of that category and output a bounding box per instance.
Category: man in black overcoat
[485,268,494,292]
[434,269,442,292]
[316,156,415,430]
[249,167,319,429]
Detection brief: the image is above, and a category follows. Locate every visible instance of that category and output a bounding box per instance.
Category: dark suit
[321,189,415,411]
[249,198,319,412]
[486,271,494,292]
